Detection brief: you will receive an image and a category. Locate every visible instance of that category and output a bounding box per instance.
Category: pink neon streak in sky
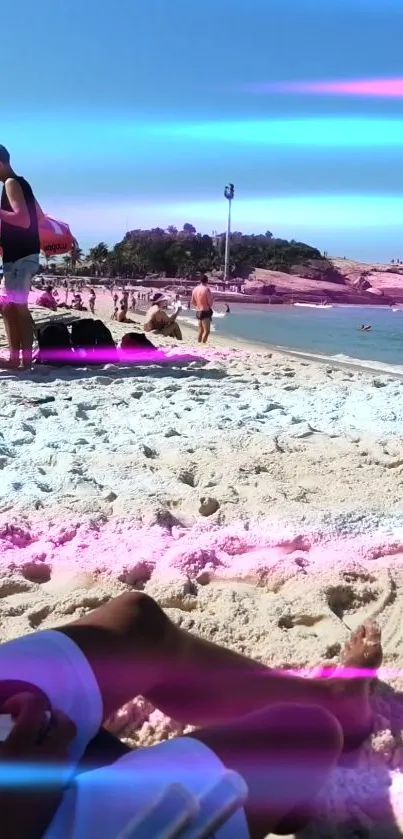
[247,78,403,97]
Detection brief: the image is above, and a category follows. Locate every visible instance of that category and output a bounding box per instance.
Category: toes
[341,620,382,667]
[363,619,381,644]
[351,624,366,644]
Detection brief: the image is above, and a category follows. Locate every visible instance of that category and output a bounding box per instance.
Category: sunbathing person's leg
[80,703,341,839]
[0,687,339,839]
[160,322,182,339]
[56,592,382,748]
[0,594,380,839]
[79,709,341,839]
[192,703,342,839]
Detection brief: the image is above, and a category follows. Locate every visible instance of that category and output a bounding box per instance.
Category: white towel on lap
[0,630,249,839]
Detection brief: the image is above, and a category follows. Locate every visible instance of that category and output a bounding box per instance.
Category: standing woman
[0,145,44,368]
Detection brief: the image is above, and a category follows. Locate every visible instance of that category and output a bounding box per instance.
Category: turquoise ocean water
[210,304,403,372]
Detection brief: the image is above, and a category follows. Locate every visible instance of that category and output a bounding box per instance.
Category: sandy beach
[2,287,403,837]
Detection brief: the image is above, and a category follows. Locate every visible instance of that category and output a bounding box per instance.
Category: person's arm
[34,200,45,222]
[207,289,214,308]
[0,179,30,228]
[0,692,76,839]
[144,307,155,330]
[191,290,196,309]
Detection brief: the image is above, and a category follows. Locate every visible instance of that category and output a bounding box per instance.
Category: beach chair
[114,770,247,839]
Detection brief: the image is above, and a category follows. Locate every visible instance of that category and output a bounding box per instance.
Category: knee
[116,591,171,644]
[254,704,343,756]
[298,705,343,754]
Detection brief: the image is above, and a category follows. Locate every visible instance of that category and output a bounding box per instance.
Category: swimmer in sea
[359,324,371,332]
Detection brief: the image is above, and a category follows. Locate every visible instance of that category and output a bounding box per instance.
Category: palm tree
[62,254,72,274]
[71,244,84,275]
[87,242,109,277]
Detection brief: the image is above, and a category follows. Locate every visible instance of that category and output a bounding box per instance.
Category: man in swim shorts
[0,591,382,839]
[0,145,45,369]
[191,275,214,343]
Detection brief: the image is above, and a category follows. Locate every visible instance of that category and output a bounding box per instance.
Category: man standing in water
[0,145,43,368]
[191,274,214,343]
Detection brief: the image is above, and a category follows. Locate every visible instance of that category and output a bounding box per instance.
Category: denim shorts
[2,253,40,304]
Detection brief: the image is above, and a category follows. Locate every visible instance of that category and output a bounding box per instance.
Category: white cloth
[56,737,249,839]
[0,630,249,839]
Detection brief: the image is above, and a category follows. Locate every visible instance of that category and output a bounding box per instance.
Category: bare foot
[325,619,383,752]
[341,619,383,673]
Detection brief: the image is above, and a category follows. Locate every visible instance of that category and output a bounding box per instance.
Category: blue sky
[4,0,403,260]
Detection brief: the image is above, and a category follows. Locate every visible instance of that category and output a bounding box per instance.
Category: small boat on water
[293,302,332,309]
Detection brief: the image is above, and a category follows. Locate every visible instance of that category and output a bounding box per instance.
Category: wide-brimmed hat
[151,292,168,304]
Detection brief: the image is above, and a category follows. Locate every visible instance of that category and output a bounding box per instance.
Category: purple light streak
[243,78,403,98]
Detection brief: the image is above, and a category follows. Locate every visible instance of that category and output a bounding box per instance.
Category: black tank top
[1,176,40,263]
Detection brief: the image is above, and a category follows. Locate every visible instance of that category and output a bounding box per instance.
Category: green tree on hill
[69,226,324,280]
[87,242,109,276]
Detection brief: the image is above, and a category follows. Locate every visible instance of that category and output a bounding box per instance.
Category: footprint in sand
[39,406,58,418]
[324,570,394,631]
[177,469,197,488]
[28,605,53,629]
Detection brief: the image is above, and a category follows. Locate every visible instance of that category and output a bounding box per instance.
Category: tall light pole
[224,183,234,282]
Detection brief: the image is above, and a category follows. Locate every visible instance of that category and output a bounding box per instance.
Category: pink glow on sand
[3,517,402,586]
[245,78,403,98]
[0,345,258,367]
[0,518,400,679]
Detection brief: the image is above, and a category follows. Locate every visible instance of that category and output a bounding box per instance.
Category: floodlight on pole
[224,184,234,282]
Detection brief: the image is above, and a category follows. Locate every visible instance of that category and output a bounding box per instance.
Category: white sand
[1,288,403,837]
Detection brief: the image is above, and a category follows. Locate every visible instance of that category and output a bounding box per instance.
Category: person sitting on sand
[72,293,83,311]
[144,293,182,340]
[116,302,136,324]
[118,290,129,319]
[191,274,214,343]
[0,593,382,839]
[36,285,58,312]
